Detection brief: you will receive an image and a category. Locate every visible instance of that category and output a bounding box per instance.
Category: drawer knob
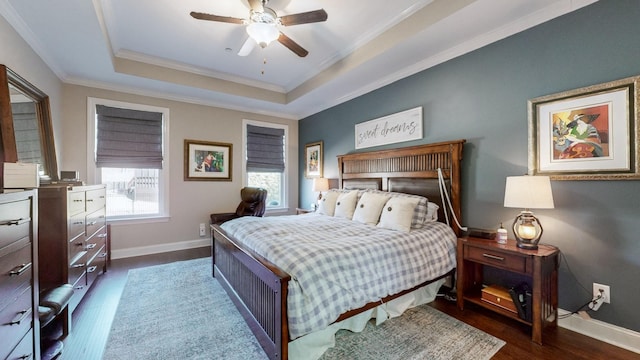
[482,253,505,261]
[71,263,86,268]
[9,262,32,276]
[0,217,30,226]
[85,243,97,250]
[8,308,32,326]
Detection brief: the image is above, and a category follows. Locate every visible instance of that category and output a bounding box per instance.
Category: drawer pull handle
[97,233,107,238]
[17,354,33,360]
[73,199,83,202]
[88,221,97,226]
[73,221,84,225]
[8,308,32,325]
[9,262,32,276]
[87,265,98,273]
[482,253,505,261]
[99,252,108,258]
[0,217,30,226]
[86,243,97,250]
[72,263,85,268]
[75,285,84,290]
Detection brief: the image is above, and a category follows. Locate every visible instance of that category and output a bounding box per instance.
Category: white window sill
[107,215,171,226]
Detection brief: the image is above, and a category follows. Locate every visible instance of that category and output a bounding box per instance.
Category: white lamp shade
[504,175,554,209]
[312,177,329,192]
[246,23,279,48]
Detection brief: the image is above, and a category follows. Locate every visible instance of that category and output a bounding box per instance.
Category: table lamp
[503,175,554,250]
[312,177,329,209]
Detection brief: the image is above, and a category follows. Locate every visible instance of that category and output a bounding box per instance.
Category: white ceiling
[0,0,596,120]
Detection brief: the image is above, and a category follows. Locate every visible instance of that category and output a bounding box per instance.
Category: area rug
[102,257,505,360]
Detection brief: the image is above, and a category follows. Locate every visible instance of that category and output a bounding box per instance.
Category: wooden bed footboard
[213,225,290,360]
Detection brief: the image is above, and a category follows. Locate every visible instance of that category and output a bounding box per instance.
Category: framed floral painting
[304,141,323,178]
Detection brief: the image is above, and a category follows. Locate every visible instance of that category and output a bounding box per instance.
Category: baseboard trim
[111,238,210,260]
[558,308,640,354]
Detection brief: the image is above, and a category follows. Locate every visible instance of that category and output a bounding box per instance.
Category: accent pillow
[352,192,391,225]
[333,190,359,219]
[317,191,340,216]
[425,202,440,222]
[377,197,420,232]
[366,190,428,229]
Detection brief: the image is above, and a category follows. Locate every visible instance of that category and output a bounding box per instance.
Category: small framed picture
[304,141,323,178]
[184,139,232,181]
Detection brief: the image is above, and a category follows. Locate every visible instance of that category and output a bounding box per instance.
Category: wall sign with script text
[355,107,423,149]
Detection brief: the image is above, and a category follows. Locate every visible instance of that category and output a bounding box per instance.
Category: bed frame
[212,139,465,360]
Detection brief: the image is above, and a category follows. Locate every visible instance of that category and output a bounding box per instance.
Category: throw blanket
[221,214,457,339]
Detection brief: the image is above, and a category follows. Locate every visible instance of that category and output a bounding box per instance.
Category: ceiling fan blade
[190,11,245,24]
[247,0,264,13]
[277,32,308,57]
[237,37,256,56]
[279,9,327,26]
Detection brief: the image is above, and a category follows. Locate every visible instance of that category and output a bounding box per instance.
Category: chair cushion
[40,284,74,315]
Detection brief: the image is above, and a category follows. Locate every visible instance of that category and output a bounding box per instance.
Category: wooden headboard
[337,139,465,234]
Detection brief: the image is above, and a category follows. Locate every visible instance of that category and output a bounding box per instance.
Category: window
[87,98,170,221]
[243,120,287,210]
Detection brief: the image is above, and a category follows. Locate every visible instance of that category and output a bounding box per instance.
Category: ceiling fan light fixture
[246,22,279,48]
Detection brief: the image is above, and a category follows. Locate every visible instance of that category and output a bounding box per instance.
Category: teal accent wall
[299,0,640,332]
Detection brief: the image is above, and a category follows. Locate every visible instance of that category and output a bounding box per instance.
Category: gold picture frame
[528,75,640,180]
[304,141,323,178]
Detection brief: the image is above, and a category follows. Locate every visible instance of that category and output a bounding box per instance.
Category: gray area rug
[103,257,505,360]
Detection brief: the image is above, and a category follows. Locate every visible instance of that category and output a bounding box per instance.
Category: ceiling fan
[191,0,328,58]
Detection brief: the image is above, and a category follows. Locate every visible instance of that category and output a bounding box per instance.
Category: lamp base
[516,240,539,250]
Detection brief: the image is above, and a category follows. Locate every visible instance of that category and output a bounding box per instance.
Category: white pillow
[352,192,391,225]
[425,202,440,222]
[333,190,359,219]
[377,197,420,232]
[317,191,340,216]
[366,190,428,229]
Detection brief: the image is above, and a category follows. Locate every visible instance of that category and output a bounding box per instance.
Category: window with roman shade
[95,104,163,169]
[246,124,285,172]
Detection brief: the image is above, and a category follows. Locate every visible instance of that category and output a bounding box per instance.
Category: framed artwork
[304,141,323,178]
[184,139,232,181]
[528,75,640,180]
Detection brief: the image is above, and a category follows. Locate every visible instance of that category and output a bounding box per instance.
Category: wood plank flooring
[45,247,638,360]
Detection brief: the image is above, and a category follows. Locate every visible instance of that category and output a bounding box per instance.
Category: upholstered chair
[210,187,268,225]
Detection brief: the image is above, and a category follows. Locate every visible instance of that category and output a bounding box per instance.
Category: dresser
[0,190,39,360]
[38,184,108,334]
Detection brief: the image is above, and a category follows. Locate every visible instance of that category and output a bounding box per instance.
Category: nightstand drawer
[465,245,528,273]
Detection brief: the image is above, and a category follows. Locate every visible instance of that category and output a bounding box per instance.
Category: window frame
[87,97,170,223]
[242,119,288,213]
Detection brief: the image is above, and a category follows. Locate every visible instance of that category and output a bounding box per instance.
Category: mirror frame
[0,64,59,187]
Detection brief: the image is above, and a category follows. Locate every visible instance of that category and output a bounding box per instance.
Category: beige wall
[62,84,298,255]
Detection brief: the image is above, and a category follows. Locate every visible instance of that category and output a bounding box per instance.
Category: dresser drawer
[0,199,31,251]
[86,249,105,288]
[68,252,87,287]
[86,227,107,262]
[5,328,34,360]
[464,245,530,273]
[85,207,106,239]
[0,286,32,360]
[68,236,86,265]
[0,242,32,311]
[85,188,106,213]
[69,272,88,313]
[68,212,85,242]
[68,191,86,216]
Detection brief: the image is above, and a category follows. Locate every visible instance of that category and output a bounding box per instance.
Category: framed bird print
[528,75,640,180]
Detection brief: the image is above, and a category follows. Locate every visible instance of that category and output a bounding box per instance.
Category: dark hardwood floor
[45,247,638,360]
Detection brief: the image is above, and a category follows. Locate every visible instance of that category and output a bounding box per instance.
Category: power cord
[558,289,604,319]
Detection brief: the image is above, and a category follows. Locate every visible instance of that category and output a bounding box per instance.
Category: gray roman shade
[95,104,163,169]
[11,102,42,164]
[246,124,285,172]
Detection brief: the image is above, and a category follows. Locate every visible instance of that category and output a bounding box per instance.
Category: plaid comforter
[220,213,457,339]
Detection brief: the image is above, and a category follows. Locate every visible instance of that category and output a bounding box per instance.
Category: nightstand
[456,236,559,345]
[296,208,314,215]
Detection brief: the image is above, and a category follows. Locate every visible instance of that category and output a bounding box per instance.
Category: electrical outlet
[199,223,206,237]
[591,283,610,311]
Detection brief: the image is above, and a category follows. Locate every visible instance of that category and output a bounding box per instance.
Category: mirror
[0,64,59,187]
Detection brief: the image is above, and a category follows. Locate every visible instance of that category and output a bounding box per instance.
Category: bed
[211,139,465,360]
